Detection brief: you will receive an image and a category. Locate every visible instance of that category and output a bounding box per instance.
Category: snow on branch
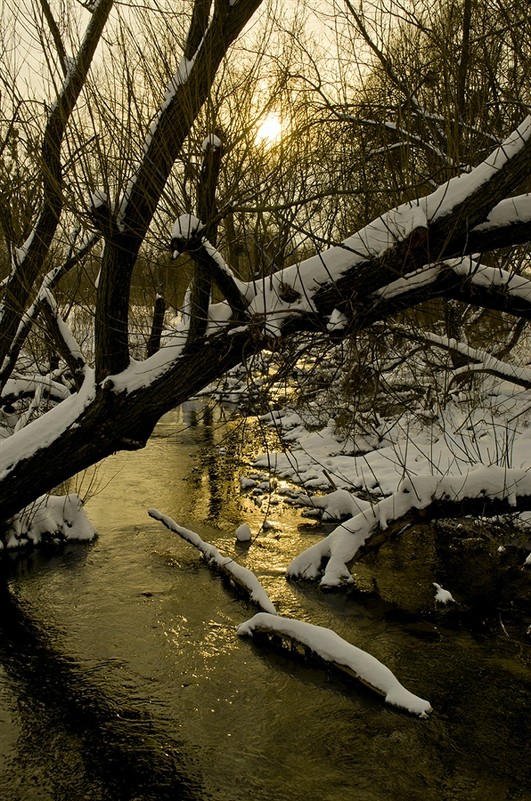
[244,118,530,337]
[170,214,251,321]
[148,508,277,614]
[0,370,96,481]
[1,374,70,406]
[0,231,98,391]
[39,289,87,389]
[377,256,531,307]
[288,466,531,588]
[0,0,113,380]
[360,254,531,329]
[473,194,531,233]
[117,0,262,241]
[425,117,531,224]
[237,613,432,717]
[413,330,531,390]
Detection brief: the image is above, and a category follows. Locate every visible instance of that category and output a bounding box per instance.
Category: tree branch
[39,0,69,77]
[171,216,249,325]
[39,290,87,390]
[0,0,114,378]
[187,133,224,344]
[0,232,99,389]
[94,0,263,380]
[288,467,531,588]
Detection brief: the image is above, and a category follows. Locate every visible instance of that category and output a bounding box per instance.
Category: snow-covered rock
[235,523,252,542]
[433,582,456,605]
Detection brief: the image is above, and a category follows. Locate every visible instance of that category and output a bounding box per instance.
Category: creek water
[0,402,530,801]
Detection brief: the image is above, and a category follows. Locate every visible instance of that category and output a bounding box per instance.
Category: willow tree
[0,0,530,532]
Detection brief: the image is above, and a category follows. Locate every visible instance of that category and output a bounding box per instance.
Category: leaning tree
[0,0,530,531]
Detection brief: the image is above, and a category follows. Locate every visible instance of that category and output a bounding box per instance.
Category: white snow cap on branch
[89,189,109,209]
[425,116,531,221]
[0,370,96,480]
[237,613,432,717]
[202,134,222,151]
[327,309,349,333]
[162,57,194,110]
[171,214,203,241]
[473,193,531,231]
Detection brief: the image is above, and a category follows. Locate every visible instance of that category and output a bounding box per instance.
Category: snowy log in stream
[150,509,431,717]
[148,508,277,614]
[238,613,432,718]
[289,466,531,588]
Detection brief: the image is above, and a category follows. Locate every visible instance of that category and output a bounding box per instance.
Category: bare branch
[0,232,99,388]
[185,132,224,344]
[0,0,114,379]
[94,0,263,380]
[39,289,87,390]
[39,0,69,77]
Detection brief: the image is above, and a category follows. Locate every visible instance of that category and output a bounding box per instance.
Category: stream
[0,401,530,801]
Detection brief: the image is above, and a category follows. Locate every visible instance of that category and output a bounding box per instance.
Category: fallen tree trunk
[238,612,432,717]
[148,508,277,614]
[148,509,431,716]
[288,466,531,588]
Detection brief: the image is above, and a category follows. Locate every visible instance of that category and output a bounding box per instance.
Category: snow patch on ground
[4,493,97,550]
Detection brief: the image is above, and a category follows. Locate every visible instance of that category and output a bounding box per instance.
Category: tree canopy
[0,0,530,535]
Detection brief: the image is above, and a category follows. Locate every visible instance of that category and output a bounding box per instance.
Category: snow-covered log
[288,466,531,588]
[237,612,432,717]
[148,509,277,614]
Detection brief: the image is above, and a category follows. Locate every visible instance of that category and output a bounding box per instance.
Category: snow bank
[4,493,97,550]
[238,613,432,717]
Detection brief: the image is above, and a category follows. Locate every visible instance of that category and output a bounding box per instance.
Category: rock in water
[236,523,252,542]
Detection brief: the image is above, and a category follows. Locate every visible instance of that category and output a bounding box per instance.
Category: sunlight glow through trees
[255,112,283,146]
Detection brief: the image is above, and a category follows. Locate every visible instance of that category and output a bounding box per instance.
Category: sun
[255,113,282,146]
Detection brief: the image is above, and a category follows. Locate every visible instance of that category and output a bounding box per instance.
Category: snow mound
[235,523,252,542]
[4,493,97,550]
[297,488,372,520]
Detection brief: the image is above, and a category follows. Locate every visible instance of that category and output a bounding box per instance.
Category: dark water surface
[1,403,530,801]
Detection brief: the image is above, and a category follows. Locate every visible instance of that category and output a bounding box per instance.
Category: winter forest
[0,0,530,796]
